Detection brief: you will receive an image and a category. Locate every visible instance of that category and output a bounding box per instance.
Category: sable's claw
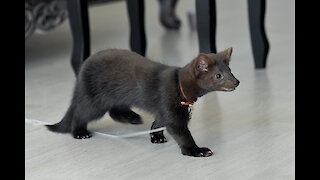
[73,129,92,139]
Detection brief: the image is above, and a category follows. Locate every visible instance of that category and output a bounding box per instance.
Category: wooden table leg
[248,0,269,69]
[67,0,90,76]
[126,0,146,56]
[196,0,216,53]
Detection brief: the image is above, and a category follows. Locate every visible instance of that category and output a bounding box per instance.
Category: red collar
[179,81,197,106]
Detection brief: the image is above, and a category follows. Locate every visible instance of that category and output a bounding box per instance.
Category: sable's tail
[46,121,71,133]
[46,105,74,133]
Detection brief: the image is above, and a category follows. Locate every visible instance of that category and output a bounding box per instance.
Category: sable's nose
[235,80,240,86]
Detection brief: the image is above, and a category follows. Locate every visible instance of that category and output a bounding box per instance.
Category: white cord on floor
[25,118,166,138]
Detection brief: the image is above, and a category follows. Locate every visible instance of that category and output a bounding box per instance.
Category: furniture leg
[67,0,90,76]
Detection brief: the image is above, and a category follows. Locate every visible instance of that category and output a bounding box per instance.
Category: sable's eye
[216,74,222,79]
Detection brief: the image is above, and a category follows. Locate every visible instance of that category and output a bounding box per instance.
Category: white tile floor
[25,0,295,179]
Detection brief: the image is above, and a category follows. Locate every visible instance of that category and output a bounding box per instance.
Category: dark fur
[46,48,239,157]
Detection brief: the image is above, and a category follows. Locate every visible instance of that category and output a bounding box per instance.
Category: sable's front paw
[181,147,214,157]
[150,134,167,143]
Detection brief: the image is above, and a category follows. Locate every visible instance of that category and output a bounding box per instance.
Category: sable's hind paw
[150,134,167,143]
[72,129,92,139]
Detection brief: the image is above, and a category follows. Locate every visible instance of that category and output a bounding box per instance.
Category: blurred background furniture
[196,0,269,69]
[67,0,147,75]
[25,0,269,76]
[25,0,68,39]
[248,0,269,68]
[25,0,180,40]
[25,0,180,76]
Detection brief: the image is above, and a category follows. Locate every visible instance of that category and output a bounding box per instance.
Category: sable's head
[193,47,240,92]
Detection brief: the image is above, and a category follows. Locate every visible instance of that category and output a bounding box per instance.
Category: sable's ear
[224,47,233,65]
[195,53,211,72]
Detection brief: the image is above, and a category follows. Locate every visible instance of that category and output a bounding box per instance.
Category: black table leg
[196,0,216,53]
[67,0,90,76]
[126,0,146,56]
[248,0,269,69]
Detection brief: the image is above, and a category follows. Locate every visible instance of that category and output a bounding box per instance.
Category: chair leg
[248,0,269,69]
[196,0,216,53]
[126,0,146,56]
[67,0,90,76]
[159,0,181,30]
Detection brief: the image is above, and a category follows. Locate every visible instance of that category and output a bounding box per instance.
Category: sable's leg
[166,125,213,157]
[71,119,91,139]
[109,105,142,124]
[71,101,107,139]
[150,117,167,143]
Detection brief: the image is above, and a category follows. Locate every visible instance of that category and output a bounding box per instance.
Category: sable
[46,48,239,157]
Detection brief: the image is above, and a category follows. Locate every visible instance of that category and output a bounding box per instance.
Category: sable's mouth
[221,87,236,92]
